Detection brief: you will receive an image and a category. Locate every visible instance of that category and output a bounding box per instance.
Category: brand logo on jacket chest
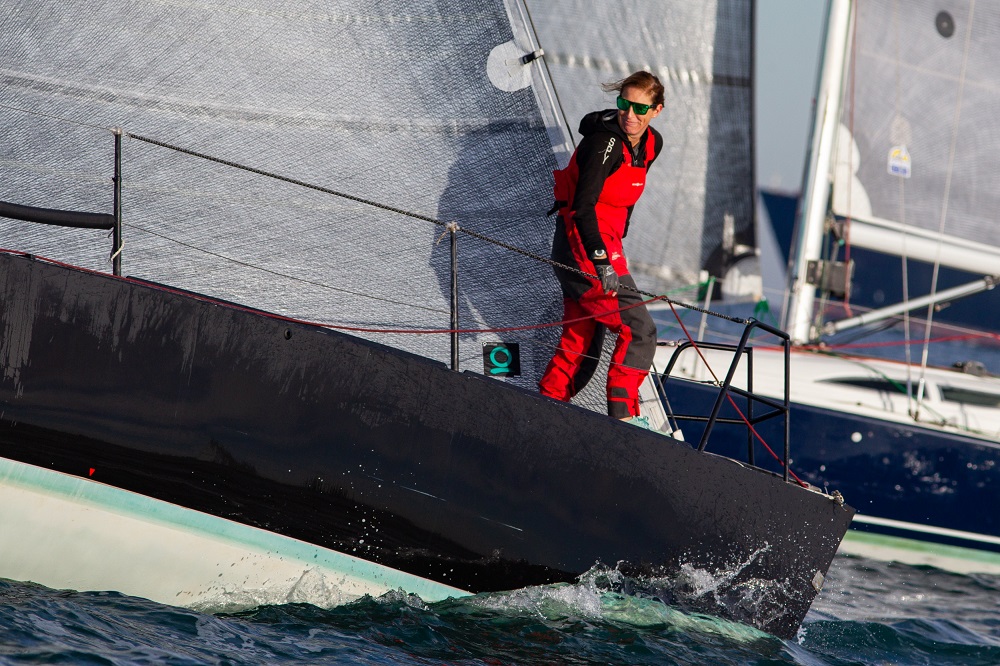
[602,137,616,164]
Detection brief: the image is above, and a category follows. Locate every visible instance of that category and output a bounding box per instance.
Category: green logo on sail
[482,343,520,376]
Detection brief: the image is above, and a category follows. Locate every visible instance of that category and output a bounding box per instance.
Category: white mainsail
[791,0,1000,342]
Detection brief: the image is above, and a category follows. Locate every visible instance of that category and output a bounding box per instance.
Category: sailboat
[657,0,1000,574]
[0,0,853,638]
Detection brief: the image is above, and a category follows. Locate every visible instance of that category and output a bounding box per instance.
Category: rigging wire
[888,0,918,418]
[129,223,450,317]
[0,101,108,133]
[917,0,978,421]
[126,131,745,325]
[841,0,858,320]
[127,132,773,440]
[0,95,747,325]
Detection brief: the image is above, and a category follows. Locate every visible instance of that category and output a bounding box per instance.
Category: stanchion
[450,223,458,371]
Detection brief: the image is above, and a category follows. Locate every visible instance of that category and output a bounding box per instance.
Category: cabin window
[939,387,1000,407]
[819,378,903,392]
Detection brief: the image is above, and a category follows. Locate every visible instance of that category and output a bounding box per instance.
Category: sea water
[1,554,998,665]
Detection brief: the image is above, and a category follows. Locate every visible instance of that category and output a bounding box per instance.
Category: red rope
[798,331,1000,351]
[315,296,665,335]
[731,327,1000,353]
[11,248,810,484]
[0,249,663,335]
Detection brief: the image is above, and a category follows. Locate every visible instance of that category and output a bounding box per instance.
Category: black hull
[0,253,853,638]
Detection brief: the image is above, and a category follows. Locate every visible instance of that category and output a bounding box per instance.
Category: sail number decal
[888,145,911,178]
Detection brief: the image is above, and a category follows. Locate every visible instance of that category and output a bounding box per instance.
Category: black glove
[595,264,619,294]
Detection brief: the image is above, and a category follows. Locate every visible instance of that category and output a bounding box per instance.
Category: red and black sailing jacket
[550,110,663,298]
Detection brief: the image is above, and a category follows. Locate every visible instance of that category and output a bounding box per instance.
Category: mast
[785,0,853,343]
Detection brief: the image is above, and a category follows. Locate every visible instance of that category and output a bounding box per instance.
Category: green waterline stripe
[844,529,1000,567]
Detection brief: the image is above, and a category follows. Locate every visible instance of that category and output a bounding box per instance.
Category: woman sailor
[538,70,664,429]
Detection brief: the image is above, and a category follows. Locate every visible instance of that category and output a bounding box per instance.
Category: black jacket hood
[578,109,628,141]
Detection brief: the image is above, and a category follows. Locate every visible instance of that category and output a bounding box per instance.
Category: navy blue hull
[663,377,1000,553]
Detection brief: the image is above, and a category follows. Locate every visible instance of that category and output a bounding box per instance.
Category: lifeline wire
[126,132,746,326]
[0,96,744,330]
[2,110,797,477]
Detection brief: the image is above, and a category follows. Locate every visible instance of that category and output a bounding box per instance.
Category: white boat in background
[657,339,1000,574]
[656,0,1000,574]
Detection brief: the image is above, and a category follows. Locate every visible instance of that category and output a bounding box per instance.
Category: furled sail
[0,1,571,388]
[832,0,1000,275]
[524,0,757,296]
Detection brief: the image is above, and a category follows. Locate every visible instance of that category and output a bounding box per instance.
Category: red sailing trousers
[539,129,658,419]
[538,273,656,418]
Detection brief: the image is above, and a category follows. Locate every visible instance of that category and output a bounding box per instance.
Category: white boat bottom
[0,457,469,611]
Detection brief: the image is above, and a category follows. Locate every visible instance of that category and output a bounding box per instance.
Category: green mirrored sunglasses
[616,95,653,115]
